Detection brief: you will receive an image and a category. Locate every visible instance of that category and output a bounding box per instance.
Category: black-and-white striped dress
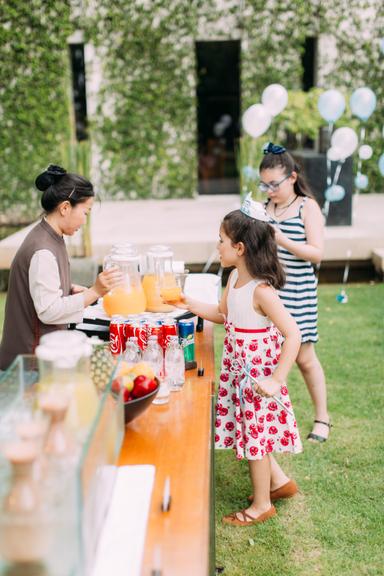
[269,198,318,343]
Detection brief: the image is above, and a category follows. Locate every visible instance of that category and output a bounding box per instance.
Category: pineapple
[89,338,116,391]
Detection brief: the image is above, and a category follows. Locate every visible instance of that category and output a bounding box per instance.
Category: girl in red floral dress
[167,195,302,526]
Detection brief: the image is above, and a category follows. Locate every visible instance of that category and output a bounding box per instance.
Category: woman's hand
[93,267,123,297]
[71,283,87,294]
[253,376,282,398]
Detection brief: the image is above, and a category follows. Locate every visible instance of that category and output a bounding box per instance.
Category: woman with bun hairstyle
[0,165,121,370]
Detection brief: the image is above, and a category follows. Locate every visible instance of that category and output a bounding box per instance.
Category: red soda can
[146,321,164,349]
[109,315,126,356]
[162,319,178,349]
[124,320,134,342]
[132,321,148,350]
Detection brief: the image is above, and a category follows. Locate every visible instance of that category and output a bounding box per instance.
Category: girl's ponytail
[292,164,313,198]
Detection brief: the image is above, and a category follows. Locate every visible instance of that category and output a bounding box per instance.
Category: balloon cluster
[241,84,288,197]
[317,79,380,305]
[317,87,378,220]
[242,84,288,139]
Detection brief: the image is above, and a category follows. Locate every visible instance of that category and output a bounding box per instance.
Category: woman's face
[60,197,94,236]
[259,167,296,204]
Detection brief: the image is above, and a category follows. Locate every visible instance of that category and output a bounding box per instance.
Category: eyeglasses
[258,173,291,193]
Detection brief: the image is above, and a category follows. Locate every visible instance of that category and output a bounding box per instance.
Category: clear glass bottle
[165,335,185,392]
[142,245,180,312]
[142,335,163,380]
[102,245,146,316]
[123,337,141,365]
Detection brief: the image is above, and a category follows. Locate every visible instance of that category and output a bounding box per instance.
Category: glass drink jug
[142,245,180,312]
[102,245,146,316]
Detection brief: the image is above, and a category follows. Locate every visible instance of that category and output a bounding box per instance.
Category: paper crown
[240,193,270,222]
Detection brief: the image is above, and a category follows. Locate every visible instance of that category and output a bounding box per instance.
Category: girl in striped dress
[259,143,331,443]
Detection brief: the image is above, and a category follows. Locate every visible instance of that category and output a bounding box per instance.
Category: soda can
[124,320,134,342]
[110,315,126,356]
[162,319,177,349]
[178,319,197,369]
[146,321,164,350]
[133,321,148,350]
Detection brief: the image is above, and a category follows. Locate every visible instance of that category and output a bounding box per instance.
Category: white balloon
[331,127,358,160]
[358,144,373,160]
[318,89,345,123]
[354,173,369,190]
[327,146,343,162]
[350,87,376,121]
[261,84,288,117]
[242,104,272,138]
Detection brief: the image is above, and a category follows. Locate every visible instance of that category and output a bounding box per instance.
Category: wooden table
[118,321,216,576]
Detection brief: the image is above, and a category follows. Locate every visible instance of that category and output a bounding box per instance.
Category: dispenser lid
[36,330,92,364]
[109,250,141,263]
[111,242,137,255]
[146,244,173,259]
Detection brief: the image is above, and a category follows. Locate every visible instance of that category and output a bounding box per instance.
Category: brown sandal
[223,506,276,526]
[247,479,298,503]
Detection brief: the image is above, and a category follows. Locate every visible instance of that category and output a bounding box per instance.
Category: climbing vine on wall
[84,0,203,199]
[86,0,382,198]
[0,0,72,220]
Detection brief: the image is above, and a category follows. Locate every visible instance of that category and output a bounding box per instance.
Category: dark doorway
[69,43,88,141]
[301,36,317,92]
[300,36,318,149]
[196,40,241,195]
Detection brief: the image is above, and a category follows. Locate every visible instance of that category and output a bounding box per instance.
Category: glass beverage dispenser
[35,330,100,437]
[142,245,181,312]
[102,245,146,316]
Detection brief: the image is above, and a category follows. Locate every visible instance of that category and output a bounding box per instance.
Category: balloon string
[342,249,352,285]
[326,156,332,186]
[359,126,366,144]
[332,160,344,186]
[322,200,330,221]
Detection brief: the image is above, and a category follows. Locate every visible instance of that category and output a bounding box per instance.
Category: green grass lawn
[214,283,384,576]
[0,285,383,575]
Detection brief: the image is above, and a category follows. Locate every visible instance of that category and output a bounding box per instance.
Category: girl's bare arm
[168,270,234,325]
[252,284,300,396]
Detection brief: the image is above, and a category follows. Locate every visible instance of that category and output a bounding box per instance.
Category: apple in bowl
[112,362,160,424]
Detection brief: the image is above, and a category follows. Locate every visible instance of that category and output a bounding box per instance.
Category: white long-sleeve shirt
[29,249,84,325]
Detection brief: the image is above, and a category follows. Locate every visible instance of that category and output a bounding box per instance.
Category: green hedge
[0,0,72,220]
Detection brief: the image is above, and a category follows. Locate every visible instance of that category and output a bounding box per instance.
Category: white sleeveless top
[226,270,272,330]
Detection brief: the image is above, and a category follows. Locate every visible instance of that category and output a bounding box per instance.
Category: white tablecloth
[92,465,155,576]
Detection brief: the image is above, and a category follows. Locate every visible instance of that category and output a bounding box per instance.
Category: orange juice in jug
[103,285,147,316]
[142,274,175,312]
[102,246,146,316]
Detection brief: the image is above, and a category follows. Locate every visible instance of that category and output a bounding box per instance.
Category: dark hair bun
[35,164,67,191]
